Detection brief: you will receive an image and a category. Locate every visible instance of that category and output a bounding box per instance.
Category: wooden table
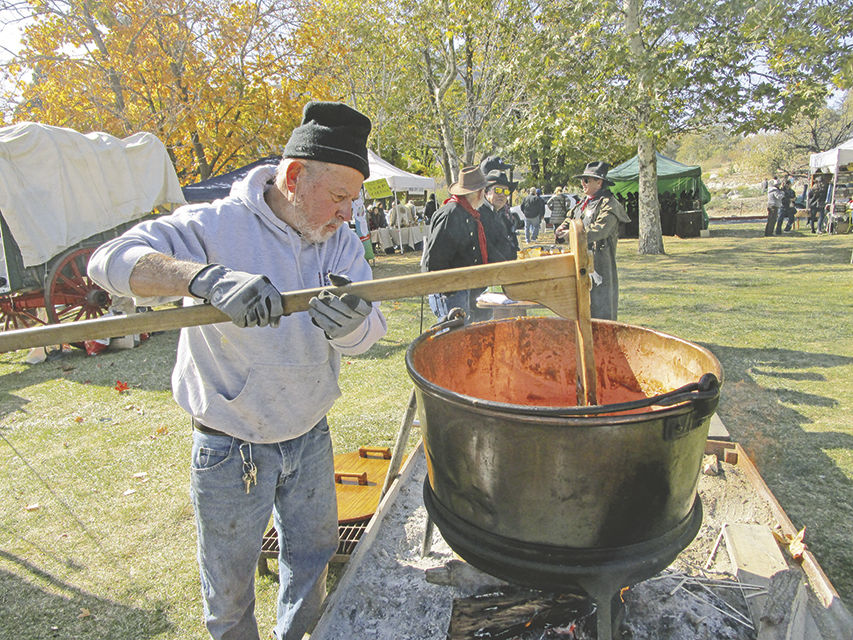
[476,296,545,319]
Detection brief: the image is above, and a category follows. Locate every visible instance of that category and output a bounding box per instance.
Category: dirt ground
[312,444,827,640]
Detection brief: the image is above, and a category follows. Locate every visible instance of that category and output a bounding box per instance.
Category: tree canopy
[2,0,850,204]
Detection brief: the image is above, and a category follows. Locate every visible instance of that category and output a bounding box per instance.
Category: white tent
[809,137,853,172]
[365,150,435,194]
[363,150,434,254]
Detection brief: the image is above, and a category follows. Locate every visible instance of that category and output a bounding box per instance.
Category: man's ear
[283,160,306,195]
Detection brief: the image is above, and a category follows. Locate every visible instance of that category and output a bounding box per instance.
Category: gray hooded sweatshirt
[88,165,387,443]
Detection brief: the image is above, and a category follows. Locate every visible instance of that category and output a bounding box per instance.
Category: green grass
[1,225,851,638]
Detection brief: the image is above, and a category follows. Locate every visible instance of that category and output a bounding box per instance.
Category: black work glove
[189,264,284,328]
[308,290,371,339]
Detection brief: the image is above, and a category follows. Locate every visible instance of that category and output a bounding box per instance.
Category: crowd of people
[420,157,627,323]
[764,170,849,235]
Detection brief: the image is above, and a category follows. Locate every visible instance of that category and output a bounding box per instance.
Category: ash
[312,447,789,640]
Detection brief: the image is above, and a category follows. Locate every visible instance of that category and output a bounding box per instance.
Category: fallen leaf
[114,380,129,393]
[78,608,91,618]
[24,503,40,511]
[156,425,168,435]
[132,472,148,479]
[74,416,84,423]
[123,488,136,496]
[773,526,807,560]
[702,454,719,476]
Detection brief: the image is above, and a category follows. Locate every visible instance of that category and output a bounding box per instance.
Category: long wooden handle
[0,252,579,353]
[568,221,597,406]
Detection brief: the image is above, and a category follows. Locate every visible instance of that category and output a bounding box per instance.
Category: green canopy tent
[607,152,711,232]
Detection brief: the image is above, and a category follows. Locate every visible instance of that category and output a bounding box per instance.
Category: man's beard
[291,196,340,244]
[468,193,485,209]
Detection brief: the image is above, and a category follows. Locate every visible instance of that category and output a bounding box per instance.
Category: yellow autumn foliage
[5,0,346,182]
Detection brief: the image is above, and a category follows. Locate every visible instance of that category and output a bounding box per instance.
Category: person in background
[479,155,513,178]
[765,178,783,237]
[424,165,514,323]
[88,101,387,640]
[555,161,629,320]
[548,187,569,233]
[389,200,413,227]
[520,187,545,243]
[775,177,796,234]
[352,193,374,261]
[423,194,437,224]
[481,169,519,256]
[807,172,827,234]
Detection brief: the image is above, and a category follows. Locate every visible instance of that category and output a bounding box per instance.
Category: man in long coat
[555,161,629,320]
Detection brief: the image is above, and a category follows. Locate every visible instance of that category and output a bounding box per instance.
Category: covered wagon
[0,122,185,330]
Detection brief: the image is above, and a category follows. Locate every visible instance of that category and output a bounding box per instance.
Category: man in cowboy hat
[424,165,514,322]
[481,168,520,255]
[555,161,629,320]
[89,101,387,640]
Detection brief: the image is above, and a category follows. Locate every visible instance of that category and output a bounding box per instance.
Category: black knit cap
[282,101,372,178]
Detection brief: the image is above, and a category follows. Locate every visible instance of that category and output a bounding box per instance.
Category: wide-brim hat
[484,169,517,191]
[480,155,513,175]
[573,161,614,186]
[449,166,489,195]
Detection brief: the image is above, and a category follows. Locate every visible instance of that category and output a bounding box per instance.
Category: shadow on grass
[0,331,178,416]
[0,550,170,640]
[667,243,851,268]
[703,343,853,601]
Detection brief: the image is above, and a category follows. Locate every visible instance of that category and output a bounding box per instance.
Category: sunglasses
[491,187,510,195]
[581,177,600,184]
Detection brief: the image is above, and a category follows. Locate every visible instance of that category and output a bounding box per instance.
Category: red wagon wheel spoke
[44,247,112,327]
[0,294,49,332]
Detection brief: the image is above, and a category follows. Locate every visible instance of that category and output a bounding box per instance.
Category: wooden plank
[0,251,583,352]
[568,219,596,406]
[732,443,849,612]
[312,440,425,635]
[724,523,788,626]
[708,413,731,441]
[703,440,853,636]
[333,448,392,524]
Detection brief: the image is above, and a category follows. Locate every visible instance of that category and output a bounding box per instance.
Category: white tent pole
[393,191,403,254]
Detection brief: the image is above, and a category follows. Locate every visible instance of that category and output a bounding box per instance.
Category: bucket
[406,316,722,589]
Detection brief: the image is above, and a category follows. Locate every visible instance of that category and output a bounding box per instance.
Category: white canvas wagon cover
[0,122,185,267]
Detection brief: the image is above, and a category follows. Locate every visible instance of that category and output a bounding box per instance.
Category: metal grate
[260,518,371,565]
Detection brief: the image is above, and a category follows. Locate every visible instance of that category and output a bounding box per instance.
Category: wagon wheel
[43,247,112,325]
[0,294,49,331]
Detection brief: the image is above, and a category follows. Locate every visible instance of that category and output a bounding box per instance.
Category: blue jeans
[190,419,338,640]
[524,217,541,242]
[429,289,492,324]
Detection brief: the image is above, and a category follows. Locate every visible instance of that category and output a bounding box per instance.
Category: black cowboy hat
[573,161,614,186]
[484,169,518,191]
[480,155,513,175]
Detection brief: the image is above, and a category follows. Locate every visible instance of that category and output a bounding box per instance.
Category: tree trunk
[637,134,664,254]
[421,45,459,183]
[624,0,664,255]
